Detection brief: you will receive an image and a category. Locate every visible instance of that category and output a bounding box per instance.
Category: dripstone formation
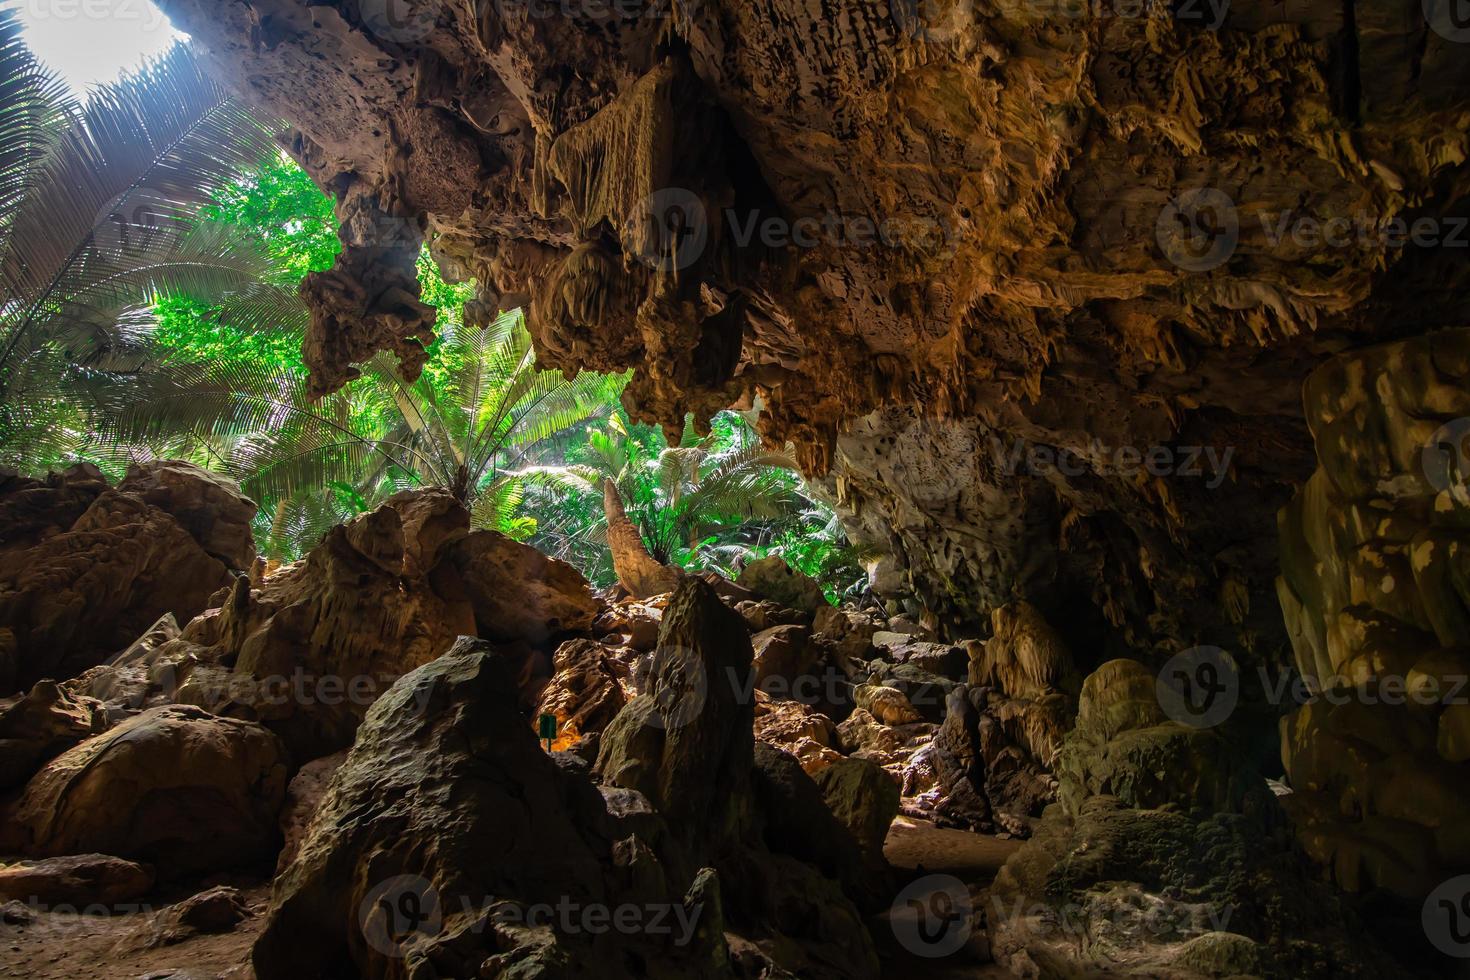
[152,0,1470,657]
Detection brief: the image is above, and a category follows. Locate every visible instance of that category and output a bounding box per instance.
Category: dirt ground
[0,881,270,980]
[0,819,1023,979]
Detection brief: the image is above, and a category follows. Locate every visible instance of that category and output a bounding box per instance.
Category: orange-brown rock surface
[0,461,256,695]
[153,0,1470,656]
[137,489,599,757]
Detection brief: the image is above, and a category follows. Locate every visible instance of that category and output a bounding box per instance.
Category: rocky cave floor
[0,828,1020,980]
[0,461,1461,979]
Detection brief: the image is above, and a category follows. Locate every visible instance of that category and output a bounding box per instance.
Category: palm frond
[0,44,279,382]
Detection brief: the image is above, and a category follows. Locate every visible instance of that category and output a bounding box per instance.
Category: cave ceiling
[154,0,1470,661]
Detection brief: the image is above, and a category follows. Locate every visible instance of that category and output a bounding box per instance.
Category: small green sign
[537,713,558,747]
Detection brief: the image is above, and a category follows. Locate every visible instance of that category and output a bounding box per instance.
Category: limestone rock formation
[602,479,681,599]
[449,527,601,642]
[0,460,256,694]
[274,751,346,875]
[751,694,842,775]
[535,638,628,750]
[811,757,900,871]
[136,489,596,757]
[1058,659,1266,815]
[0,705,288,878]
[0,678,105,791]
[1276,328,1470,899]
[0,854,154,907]
[986,659,1400,977]
[258,623,878,980]
[737,557,829,615]
[152,0,1470,660]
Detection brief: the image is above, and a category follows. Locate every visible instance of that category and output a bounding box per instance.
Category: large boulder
[736,557,828,615]
[987,796,1405,979]
[595,579,759,865]
[750,623,814,690]
[0,854,154,907]
[1058,660,1266,816]
[114,460,257,570]
[0,461,256,694]
[253,640,726,979]
[448,529,600,642]
[0,705,287,877]
[595,579,881,977]
[142,490,596,759]
[811,758,899,870]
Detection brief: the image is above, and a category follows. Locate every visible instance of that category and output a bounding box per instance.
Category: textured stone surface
[260,620,878,979]
[0,854,154,907]
[1276,329,1470,899]
[536,638,628,749]
[1058,659,1265,815]
[153,0,1469,655]
[137,490,590,758]
[987,796,1405,979]
[0,705,288,878]
[274,751,346,875]
[449,526,600,642]
[603,479,681,599]
[0,461,255,694]
[811,758,899,870]
[0,679,105,792]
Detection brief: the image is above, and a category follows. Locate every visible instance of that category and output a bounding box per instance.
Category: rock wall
[151,0,1470,654]
[0,461,257,694]
[1276,327,1470,898]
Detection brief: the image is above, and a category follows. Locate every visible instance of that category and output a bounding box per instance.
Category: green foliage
[0,21,281,471]
[196,152,339,284]
[524,409,866,600]
[0,25,868,600]
[109,309,624,560]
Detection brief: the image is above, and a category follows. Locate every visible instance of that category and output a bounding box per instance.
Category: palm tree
[527,411,811,583]
[0,16,282,469]
[107,310,626,559]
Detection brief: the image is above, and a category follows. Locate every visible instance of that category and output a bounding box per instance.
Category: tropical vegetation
[0,16,867,599]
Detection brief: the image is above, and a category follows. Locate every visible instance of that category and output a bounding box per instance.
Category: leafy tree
[0,22,865,594]
[0,19,280,470]
[108,310,625,559]
[526,411,819,582]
